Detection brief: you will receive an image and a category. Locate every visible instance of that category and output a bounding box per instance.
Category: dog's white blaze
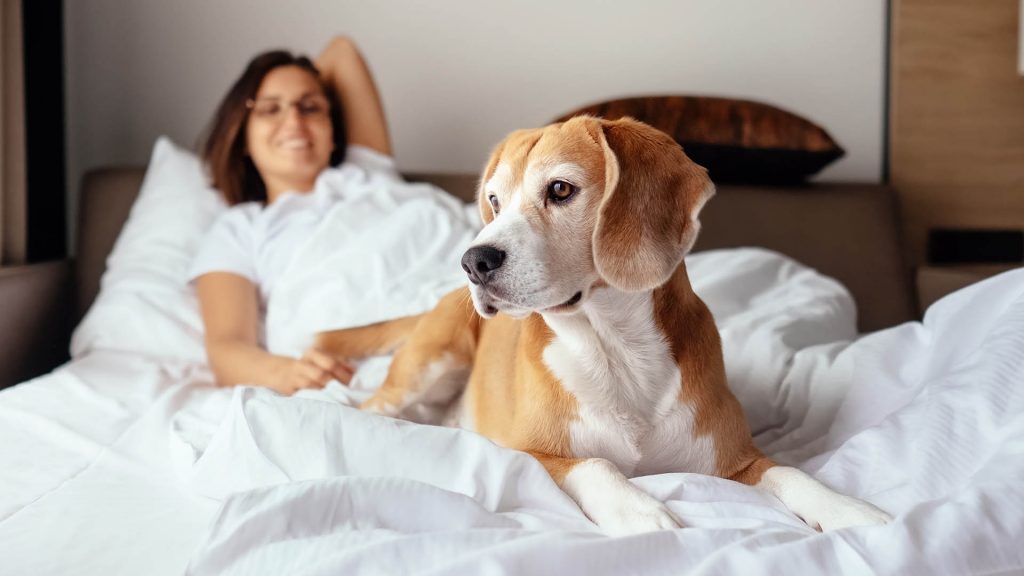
[470,185,554,315]
[473,188,529,247]
[757,466,892,531]
[543,289,716,477]
[485,162,513,198]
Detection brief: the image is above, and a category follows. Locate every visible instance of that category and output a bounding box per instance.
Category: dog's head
[462,116,715,319]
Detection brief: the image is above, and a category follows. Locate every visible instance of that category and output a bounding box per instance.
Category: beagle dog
[317,116,891,535]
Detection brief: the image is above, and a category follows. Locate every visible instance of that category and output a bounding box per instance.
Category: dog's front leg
[528,452,682,536]
[733,456,892,531]
[360,287,481,424]
[361,342,472,424]
[315,314,426,360]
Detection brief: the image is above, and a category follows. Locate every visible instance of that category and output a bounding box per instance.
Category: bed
[1,133,1022,575]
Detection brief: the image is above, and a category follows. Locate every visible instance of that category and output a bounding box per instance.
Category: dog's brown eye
[488,194,500,214]
[547,180,577,203]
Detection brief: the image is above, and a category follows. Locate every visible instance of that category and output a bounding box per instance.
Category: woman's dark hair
[201,50,346,205]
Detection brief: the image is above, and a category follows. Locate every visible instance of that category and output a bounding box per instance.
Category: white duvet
[2,166,1023,574]
[168,254,1024,576]
[265,169,478,357]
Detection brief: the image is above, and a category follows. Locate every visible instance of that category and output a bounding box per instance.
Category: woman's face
[245,65,334,200]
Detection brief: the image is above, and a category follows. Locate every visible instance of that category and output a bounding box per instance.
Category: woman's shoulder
[340,144,400,178]
[309,145,402,201]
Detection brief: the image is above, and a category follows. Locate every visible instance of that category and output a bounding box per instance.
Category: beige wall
[65,0,886,252]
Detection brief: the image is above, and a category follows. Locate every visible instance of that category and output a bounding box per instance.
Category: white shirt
[189,144,479,356]
[187,144,402,308]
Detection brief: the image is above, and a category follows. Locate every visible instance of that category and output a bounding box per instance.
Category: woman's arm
[315,36,392,156]
[196,272,353,393]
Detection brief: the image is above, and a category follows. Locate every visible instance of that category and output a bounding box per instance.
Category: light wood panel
[1,0,27,265]
[890,0,1024,268]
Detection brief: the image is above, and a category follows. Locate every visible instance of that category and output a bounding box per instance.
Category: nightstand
[916,264,1022,316]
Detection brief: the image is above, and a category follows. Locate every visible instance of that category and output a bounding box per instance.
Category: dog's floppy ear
[592,117,715,292]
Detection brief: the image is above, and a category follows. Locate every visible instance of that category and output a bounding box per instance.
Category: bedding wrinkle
[239,389,295,483]
[0,353,212,523]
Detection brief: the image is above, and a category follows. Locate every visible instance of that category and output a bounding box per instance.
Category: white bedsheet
[175,257,1024,576]
[2,249,1022,575]
[0,351,221,575]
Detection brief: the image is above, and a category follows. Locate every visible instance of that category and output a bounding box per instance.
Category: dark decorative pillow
[552,96,844,184]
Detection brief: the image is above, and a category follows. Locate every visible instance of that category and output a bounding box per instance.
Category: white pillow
[71,137,226,362]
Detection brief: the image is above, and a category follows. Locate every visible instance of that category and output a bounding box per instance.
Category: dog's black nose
[461,245,506,285]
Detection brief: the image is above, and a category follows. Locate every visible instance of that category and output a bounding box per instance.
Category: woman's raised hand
[315,35,357,73]
[314,35,392,155]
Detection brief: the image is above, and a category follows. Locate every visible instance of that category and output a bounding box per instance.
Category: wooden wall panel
[890,0,1024,267]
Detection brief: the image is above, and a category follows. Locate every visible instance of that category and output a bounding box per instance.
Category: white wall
[65,0,886,249]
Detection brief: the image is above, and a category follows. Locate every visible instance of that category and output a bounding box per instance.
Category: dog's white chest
[542,292,717,477]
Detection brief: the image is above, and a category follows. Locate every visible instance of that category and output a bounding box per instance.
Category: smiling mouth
[279,138,312,150]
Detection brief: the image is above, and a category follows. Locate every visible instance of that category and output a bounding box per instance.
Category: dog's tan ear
[593,117,715,292]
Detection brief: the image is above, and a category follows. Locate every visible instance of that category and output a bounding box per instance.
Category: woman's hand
[315,36,358,73]
[197,273,357,395]
[273,347,355,394]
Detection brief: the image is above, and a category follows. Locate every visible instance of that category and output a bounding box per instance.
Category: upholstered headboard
[77,169,913,333]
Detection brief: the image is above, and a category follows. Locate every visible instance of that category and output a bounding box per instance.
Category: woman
[190,37,391,394]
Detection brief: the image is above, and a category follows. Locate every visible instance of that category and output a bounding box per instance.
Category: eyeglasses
[246,96,330,121]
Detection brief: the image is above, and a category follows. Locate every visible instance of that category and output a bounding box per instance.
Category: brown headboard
[78,169,913,333]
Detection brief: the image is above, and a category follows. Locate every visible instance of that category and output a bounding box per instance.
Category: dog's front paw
[564,458,683,536]
[808,494,893,531]
[758,466,893,532]
[591,490,683,536]
[359,395,399,417]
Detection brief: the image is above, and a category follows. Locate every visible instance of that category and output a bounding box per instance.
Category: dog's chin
[470,293,530,320]
[469,284,586,319]
[469,286,513,319]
